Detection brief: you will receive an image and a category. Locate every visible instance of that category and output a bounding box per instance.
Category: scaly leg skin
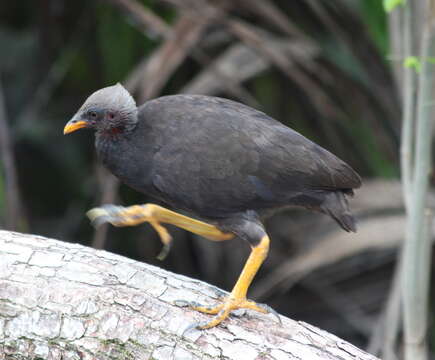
[86,203,234,259]
[177,234,281,331]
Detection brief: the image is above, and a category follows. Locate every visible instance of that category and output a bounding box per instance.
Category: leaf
[404,56,421,73]
[383,0,405,12]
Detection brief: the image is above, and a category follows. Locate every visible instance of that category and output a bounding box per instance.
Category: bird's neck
[95,128,131,177]
[96,117,138,140]
[96,123,134,154]
[100,126,131,138]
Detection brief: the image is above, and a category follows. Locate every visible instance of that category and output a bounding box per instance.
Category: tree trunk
[0,230,378,360]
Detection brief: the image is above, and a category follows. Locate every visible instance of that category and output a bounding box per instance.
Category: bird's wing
[144,95,360,214]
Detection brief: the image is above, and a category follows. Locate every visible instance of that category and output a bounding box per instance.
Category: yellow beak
[63,119,88,134]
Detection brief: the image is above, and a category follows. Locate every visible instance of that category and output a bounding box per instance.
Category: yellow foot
[175,296,281,331]
[87,204,172,260]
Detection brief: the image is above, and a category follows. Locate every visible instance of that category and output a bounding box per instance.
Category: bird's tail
[321,190,357,232]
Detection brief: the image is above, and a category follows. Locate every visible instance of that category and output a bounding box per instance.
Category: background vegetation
[0,1,432,358]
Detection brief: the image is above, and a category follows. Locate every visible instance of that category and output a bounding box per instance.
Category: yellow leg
[177,235,280,330]
[198,235,273,329]
[87,204,278,329]
[87,204,234,259]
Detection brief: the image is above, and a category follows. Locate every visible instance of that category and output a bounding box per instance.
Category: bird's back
[134,95,360,221]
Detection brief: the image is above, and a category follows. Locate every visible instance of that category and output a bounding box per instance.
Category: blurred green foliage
[98,4,147,82]
[362,0,388,53]
[383,0,405,13]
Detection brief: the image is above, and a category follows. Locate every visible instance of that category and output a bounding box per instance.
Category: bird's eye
[89,111,98,118]
[108,112,115,120]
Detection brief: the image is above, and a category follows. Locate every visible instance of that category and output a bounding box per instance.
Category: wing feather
[143,95,361,214]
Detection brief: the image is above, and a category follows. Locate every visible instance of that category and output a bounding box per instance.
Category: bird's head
[64,83,138,135]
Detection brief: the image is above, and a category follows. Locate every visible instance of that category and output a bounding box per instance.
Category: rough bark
[0,230,378,360]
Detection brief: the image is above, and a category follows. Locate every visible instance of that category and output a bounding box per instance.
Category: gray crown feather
[81,83,137,119]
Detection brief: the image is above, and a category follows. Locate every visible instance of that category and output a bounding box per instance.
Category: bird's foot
[87,205,142,227]
[175,296,281,330]
[87,204,172,259]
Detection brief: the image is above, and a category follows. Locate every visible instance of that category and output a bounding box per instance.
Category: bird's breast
[95,134,156,196]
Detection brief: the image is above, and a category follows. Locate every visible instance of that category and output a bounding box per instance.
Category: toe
[174,300,224,314]
[198,308,231,329]
[174,300,203,308]
[210,287,227,299]
[241,300,281,324]
[86,208,111,227]
[156,242,172,261]
[87,205,129,226]
[191,303,224,314]
[253,302,282,324]
[101,205,146,226]
[181,321,205,336]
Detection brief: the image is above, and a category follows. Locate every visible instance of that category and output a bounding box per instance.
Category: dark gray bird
[64,83,361,329]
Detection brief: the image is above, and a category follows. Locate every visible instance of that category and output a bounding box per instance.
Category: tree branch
[0,230,378,359]
[106,0,172,39]
[125,13,212,103]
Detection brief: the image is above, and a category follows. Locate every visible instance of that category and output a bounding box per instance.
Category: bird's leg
[87,204,234,259]
[88,204,278,329]
[177,234,280,329]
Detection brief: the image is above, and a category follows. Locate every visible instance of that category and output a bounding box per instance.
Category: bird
[64,83,361,330]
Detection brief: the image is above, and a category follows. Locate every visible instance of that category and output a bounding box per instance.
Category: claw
[255,303,282,325]
[181,322,203,337]
[87,208,111,227]
[156,241,172,261]
[174,300,200,308]
[210,287,227,299]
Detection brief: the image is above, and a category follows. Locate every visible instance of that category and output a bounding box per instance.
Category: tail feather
[321,191,357,232]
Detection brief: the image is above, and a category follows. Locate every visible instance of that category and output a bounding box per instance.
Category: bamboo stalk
[367,256,402,359]
[382,259,402,360]
[373,4,416,357]
[402,2,435,358]
[379,4,416,358]
[400,3,416,210]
